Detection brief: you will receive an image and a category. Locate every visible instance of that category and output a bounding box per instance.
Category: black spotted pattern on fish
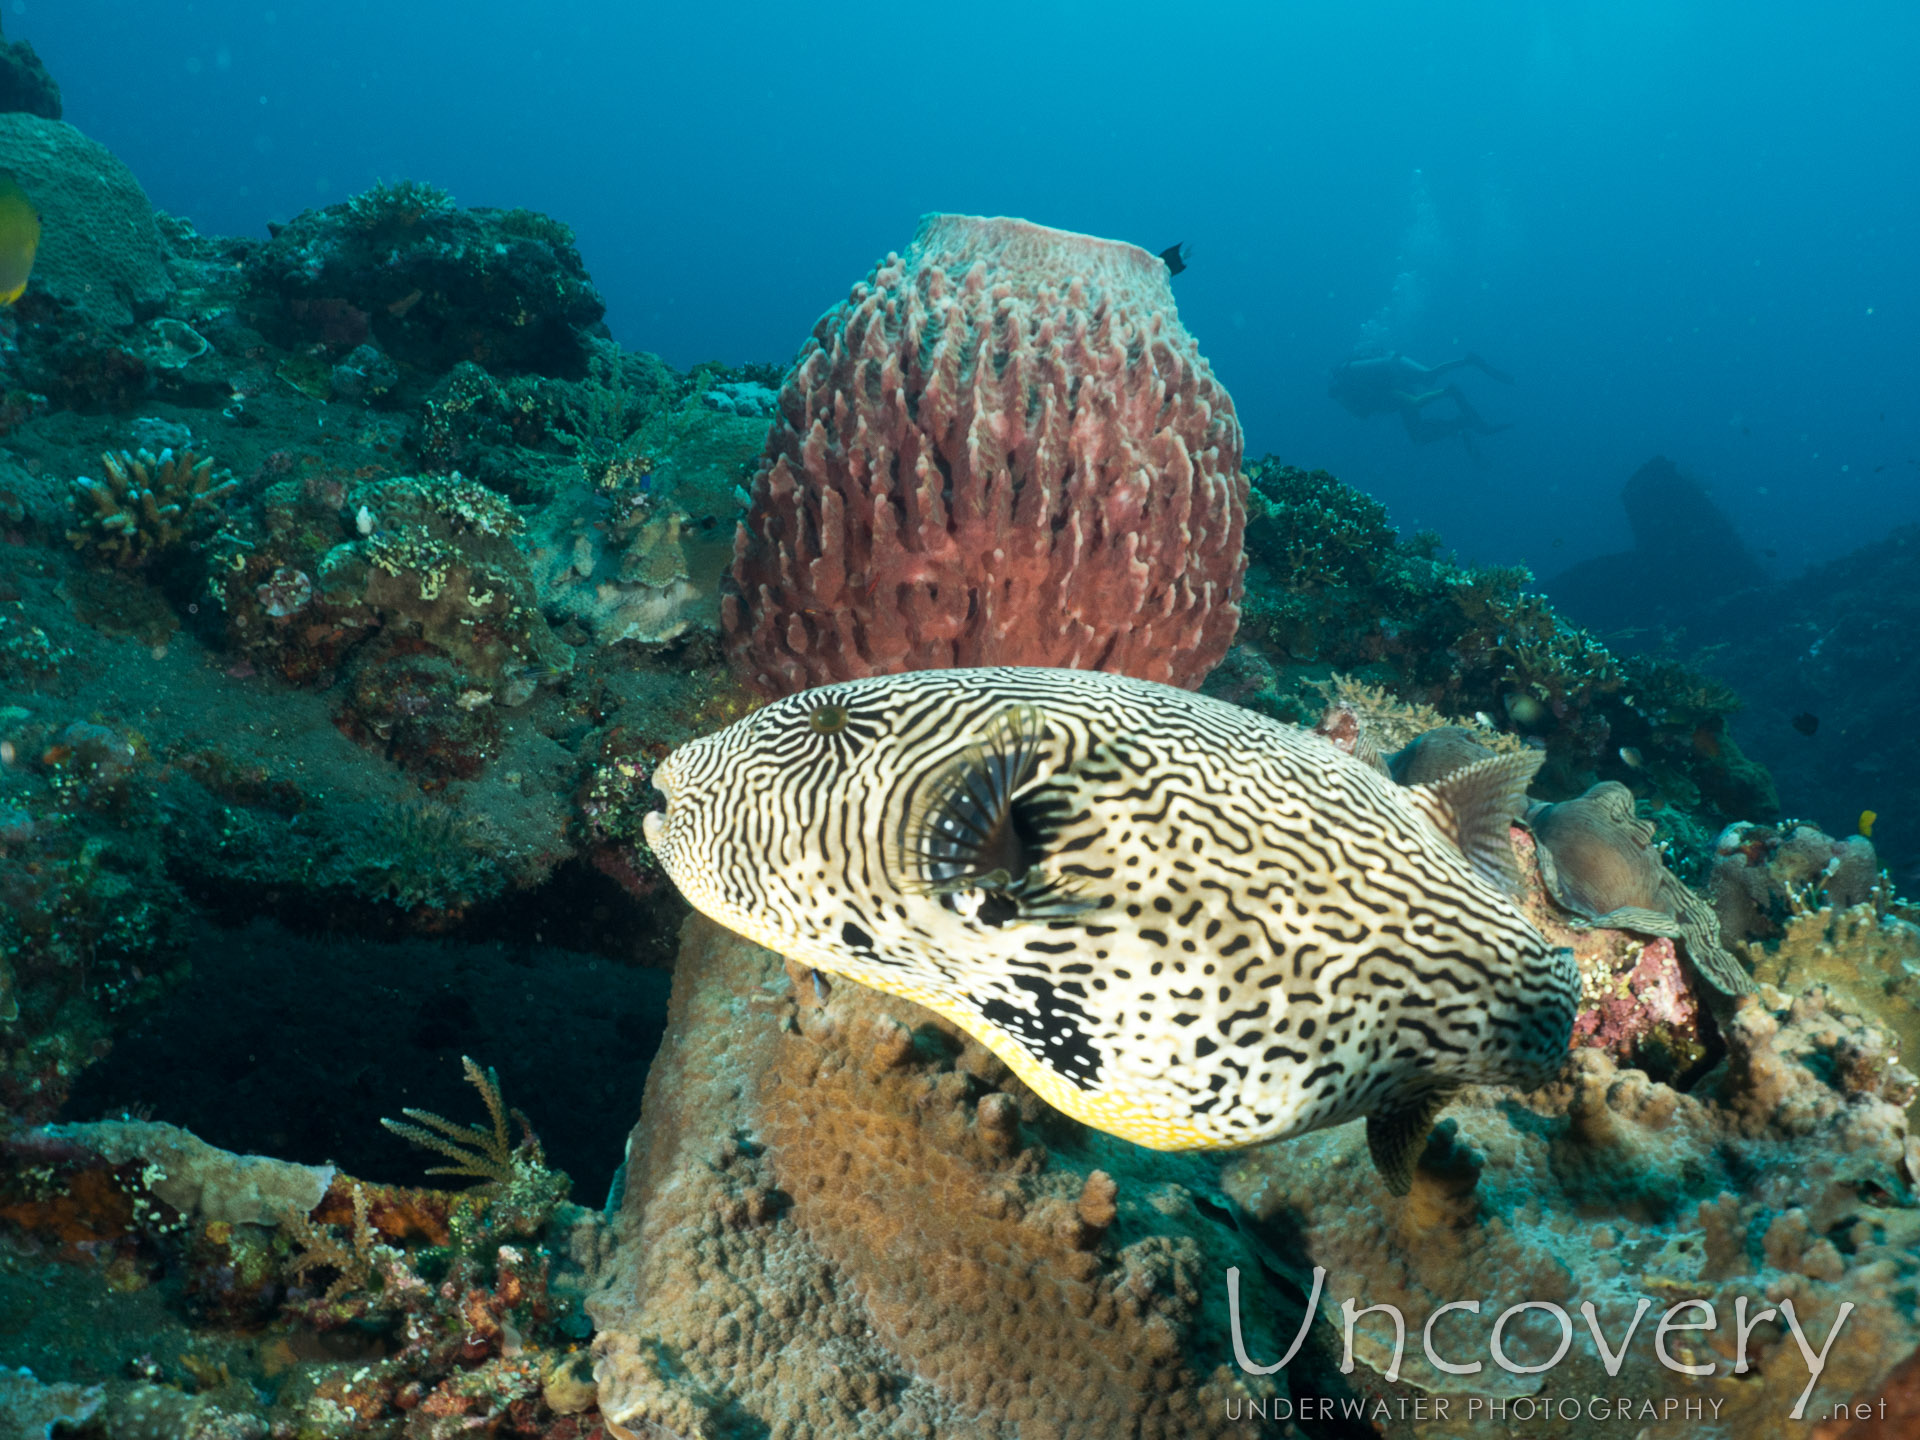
[644,668,1577,1188]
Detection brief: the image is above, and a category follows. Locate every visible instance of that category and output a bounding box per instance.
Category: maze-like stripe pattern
[646,667,1578,1152]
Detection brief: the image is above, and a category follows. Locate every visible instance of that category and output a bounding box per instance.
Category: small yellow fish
[0,171,41,306]
[1860,810,1877,838]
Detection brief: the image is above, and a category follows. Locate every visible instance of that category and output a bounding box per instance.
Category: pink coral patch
[1572,937,1698,1060]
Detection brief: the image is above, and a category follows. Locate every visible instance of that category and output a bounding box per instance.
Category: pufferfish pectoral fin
[897,703,1098,923]
[1405,749,1545,894]
[1366,1085,1459,1197]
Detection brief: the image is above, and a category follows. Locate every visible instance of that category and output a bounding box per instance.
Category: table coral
[724,213,1247,698]
[64,447,239,570]
[589,915,1292,1440]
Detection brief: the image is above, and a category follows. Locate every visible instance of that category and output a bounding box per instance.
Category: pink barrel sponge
[722,214,1247,698]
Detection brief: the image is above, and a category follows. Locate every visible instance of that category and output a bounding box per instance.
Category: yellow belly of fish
[934,1007,1241,1152]
[706,906,1248,1150]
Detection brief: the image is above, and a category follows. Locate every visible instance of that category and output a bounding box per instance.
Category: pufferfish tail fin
[1366,1085,1459,1197]
[1405,749,1544,894]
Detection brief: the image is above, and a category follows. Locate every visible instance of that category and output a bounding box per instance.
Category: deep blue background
[15,0,1919,576]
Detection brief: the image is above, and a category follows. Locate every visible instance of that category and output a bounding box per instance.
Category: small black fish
[1159,242,1190,276]
[1792,712,1819,737]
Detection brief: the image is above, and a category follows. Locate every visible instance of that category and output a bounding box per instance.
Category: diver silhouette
[1328,351,1514,453]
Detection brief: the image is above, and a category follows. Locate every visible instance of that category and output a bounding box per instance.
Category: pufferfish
[643,667,1578,1193]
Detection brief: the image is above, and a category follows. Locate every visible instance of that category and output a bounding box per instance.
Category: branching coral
[344,178,454,233]
[65,448,239,569]
[1244,461,1398,591]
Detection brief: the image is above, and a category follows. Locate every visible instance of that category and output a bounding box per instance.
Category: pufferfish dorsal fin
[899,704,1097,922]
[1353,728,1390,777]
[1366,1085,1458,1196]
[1404,749,1544,894]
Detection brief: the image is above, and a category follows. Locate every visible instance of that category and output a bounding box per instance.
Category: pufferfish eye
[808,704,851,736]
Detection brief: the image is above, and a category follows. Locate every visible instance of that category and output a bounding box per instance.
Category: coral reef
[64,446,239,570]
[252,182,606,381]
[1221,970,1920,1437]
[0,17,60,120]
[0,114,171,328]
[1546,470,1919,891]
[590,914,1291,1440]
[0,1085,607,1439]
[1711,819,1886,944]
[0,715,186,1123]
[1746,905,1920,1119]
[208,469,573,776]
[1230,460,1779,828]
[2,105,1912,1440]
[526,483,703,647]
[724,213,1247,698]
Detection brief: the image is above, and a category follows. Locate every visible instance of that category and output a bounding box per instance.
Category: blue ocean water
[18,0,1918,579]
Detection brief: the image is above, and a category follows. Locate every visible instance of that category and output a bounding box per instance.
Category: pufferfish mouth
[642,759,675,851]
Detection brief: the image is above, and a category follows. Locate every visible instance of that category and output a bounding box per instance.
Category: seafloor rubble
[0,92,1918,1440]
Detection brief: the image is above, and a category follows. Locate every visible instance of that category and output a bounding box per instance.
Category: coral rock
[40,1119,335,1225]
[0,113,171,325]
[0,1367,102,1439]
[1711,819,1885,944]
[1222,975,1920,1431]
[588,915,1286,1440]
[724,213,1247,698]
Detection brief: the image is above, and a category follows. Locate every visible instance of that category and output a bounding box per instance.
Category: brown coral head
[722,213,1247,699]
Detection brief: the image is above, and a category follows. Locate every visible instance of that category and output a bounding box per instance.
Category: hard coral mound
[589,915,1290,1440]
[724,213,1247,698]
[0,113,170,327]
